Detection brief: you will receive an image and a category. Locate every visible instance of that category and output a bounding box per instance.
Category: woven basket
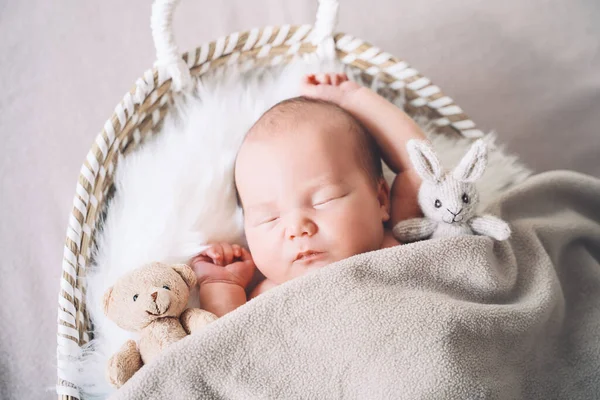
[55,0,484,398]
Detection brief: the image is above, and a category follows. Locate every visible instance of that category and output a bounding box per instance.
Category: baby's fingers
[201,244,224,265]
[304,74,319,85]
[190,254,211,264]
[239,247,254,262]
[220,243,235,265]
[331,73,349,86]
[226,260,257,288]
[334,73,348,85]
[316,73,332,85]
[232,244,243,259]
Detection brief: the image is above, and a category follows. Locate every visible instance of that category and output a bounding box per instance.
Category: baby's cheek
[246,236,282,281]
[329,209,382,254]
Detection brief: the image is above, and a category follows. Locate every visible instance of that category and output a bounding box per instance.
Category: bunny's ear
[406,140,443,182]
[452,139,487,182]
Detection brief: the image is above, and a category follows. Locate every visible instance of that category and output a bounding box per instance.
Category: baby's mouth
[294,251,325,263]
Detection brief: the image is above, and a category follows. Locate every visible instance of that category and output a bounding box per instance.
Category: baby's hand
[190,243,256,289]
[195,243,245,266]
[301,73,361,106]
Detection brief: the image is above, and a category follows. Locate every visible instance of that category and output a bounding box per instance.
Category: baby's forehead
[236,99,358,163]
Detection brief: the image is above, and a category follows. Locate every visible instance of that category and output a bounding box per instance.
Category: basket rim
[56,23,483,400]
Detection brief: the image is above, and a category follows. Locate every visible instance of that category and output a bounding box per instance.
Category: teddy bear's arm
[106,340,143,389]
[180,308,218,334]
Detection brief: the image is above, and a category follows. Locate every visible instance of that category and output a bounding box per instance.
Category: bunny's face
[406,139,487,225]
[419,178,479,224]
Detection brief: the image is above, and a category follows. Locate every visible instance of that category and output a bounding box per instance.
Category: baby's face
[235,111,389,285]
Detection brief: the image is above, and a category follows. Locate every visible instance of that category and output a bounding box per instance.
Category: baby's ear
[172,264,197,288]
[377,178,391,222]
[102,287,113,316]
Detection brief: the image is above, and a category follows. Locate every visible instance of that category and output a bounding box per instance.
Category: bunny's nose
[151,292,158,301]
[446,208,463,223]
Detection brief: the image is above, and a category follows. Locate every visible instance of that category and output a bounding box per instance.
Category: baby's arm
[190,243,255,317]
[302,74,426,223]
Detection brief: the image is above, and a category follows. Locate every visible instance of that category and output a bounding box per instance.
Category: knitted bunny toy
[393,139,511,242]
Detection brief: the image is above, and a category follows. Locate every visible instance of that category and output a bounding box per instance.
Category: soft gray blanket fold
[112,171,600,400]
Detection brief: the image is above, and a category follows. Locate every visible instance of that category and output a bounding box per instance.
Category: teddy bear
[102,262,217,388]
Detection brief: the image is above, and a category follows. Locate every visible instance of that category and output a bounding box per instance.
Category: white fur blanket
[68,60,531,398]
[112,171,600,399]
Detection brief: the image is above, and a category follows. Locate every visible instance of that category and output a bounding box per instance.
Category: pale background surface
[0,0,598,398]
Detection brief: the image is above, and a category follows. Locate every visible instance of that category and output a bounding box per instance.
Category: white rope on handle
[151,0,192,92]
[310,0,339,59]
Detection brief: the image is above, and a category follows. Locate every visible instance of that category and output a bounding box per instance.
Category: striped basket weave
[55,0,484,398]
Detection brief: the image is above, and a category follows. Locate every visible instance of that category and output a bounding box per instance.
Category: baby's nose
[286,216,317,239]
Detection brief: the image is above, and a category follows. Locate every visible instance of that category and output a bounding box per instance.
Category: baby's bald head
[241,96,383,188]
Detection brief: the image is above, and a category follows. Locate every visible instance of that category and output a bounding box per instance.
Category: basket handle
[151,0,192,92]
[310,0,339,58]
[150,0,341,91]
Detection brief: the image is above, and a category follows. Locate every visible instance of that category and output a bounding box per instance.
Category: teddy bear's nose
[151,292,158,301]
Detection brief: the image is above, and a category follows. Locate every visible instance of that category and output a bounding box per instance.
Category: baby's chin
[261,249,369,284]
[288,257,336,280]
[260,258,330,285]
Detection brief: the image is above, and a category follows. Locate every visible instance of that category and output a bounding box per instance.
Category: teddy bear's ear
[103,287,113,316]
[171,264,197,288]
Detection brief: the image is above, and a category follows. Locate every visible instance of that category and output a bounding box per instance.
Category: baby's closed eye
[260,216,280,224]
[249,214,280,227]
[312,191,349,208]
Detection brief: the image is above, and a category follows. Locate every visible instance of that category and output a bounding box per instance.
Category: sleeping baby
[190,73,426,317]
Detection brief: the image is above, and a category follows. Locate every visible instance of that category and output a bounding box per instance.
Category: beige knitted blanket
[112,171,600,400]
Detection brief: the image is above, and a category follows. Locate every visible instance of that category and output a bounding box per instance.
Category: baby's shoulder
[382,228,401,248]
[249,278,278,299]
